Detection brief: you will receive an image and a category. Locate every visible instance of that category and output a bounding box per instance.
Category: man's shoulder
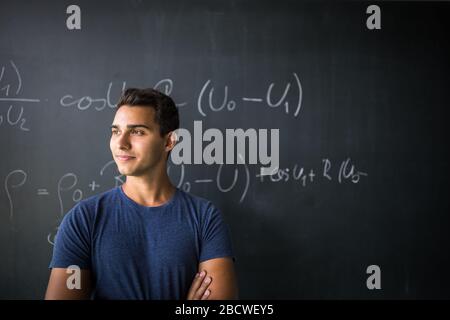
[176,189,220,216]
[178,188,212,205]
[68,187,119,216]
[79,186,118,206]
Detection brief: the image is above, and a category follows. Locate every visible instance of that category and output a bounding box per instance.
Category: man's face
[110,105,167,177]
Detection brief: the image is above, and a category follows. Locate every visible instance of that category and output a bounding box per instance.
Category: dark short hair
[116,88,179,136]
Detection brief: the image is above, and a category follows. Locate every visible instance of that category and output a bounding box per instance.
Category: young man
[45,88,238,300]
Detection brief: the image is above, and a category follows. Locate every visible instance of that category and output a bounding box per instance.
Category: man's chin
[117,167,132,176]
[117,168,141,177]
[116,163,153,177]
[118,170,133,176]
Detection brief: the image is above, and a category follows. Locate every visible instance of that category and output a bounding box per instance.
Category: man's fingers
[187,271,204,299]
[187,270,207,300]
[201,289,210,300]
[195,275,212,299]
[193,270,206,291]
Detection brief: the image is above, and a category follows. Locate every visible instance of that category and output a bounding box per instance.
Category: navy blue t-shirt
[49,186,234,300]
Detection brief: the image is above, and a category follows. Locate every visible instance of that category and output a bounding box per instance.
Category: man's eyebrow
[110,124,151,130]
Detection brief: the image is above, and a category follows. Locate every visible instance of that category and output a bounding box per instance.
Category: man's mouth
[116,155,135,161]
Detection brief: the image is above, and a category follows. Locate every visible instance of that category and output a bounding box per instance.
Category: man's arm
[198,257,238,300]
[45,268,92,300]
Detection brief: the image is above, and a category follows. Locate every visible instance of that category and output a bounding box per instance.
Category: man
[45,88,238,299]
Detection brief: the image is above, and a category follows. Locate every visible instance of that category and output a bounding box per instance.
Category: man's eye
[131,130,144,135]
[111,130,118,135]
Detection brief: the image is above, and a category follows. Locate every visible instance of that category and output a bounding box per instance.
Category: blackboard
[1,0,450,299]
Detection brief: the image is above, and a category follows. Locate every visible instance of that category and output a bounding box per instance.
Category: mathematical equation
[0,60,36,131]
[59,73,303,119]
[1,60,303,132]
[2,157,367,245]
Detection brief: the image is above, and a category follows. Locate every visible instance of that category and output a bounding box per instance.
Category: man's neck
[122,172,176,207]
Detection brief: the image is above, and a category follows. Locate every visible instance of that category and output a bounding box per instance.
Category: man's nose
[118,133,131,149]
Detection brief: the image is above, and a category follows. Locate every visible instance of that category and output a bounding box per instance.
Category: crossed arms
[45,257,238,300]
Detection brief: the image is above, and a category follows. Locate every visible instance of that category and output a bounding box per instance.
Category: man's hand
[186,270,212,300]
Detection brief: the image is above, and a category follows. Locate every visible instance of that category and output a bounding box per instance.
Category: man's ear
[165,131,178,152]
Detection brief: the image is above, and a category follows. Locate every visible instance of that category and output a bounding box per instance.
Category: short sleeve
[199,203,235,262]
[49,203,91,269]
